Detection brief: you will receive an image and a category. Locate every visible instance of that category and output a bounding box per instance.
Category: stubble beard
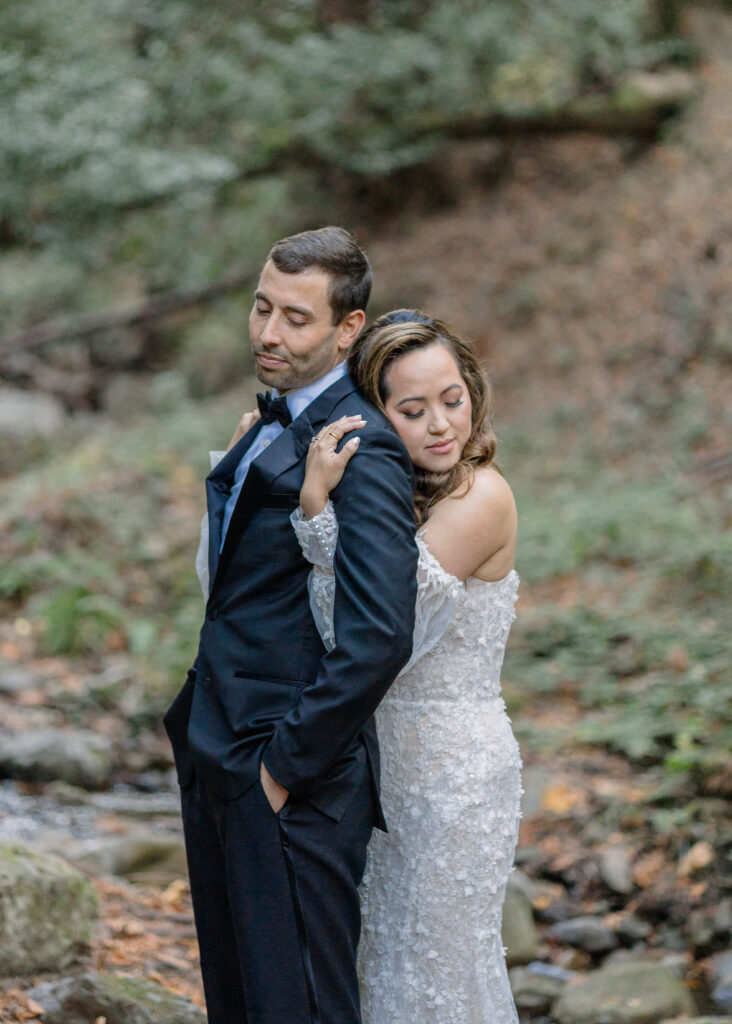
[252,336,341,395]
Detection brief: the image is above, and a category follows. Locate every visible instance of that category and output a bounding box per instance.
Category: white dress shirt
[218,361,348,549]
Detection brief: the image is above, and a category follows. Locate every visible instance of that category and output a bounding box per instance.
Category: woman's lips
[426,438,456,455]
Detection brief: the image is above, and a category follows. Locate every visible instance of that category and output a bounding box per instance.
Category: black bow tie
[257,391,292,428]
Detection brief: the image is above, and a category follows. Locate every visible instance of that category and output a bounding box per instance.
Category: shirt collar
[274,361,348,421]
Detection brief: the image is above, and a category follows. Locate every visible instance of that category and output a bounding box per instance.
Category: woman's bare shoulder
[424,466,516,579]
[442,465,516,525]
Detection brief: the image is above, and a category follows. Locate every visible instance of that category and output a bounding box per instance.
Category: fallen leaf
[633,850,666,887]
[678,841,715,876]
[161,878,188,908]
[540,782,585,814]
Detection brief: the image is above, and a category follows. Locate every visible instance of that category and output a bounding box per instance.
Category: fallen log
[0,271,253,356]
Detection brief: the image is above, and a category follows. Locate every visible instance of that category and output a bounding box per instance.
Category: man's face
[249,260,350,393]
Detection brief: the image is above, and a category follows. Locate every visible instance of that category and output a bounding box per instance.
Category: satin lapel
[212,373,358,590]
[205,421,263,584]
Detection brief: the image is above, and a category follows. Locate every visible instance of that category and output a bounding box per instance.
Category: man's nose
[259,312,281,345]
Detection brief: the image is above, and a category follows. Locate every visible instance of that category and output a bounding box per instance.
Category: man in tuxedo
[164,226,418,1024]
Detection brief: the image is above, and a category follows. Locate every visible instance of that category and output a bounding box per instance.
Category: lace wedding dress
[291,502,522,1024]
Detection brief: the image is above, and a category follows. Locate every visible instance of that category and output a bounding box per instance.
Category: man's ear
[336,309,366,353]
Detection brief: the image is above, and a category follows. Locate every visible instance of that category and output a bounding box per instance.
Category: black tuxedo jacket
[164,373,418,829]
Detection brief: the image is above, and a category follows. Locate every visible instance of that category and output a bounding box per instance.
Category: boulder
[0,842,98,973]
[27,972,206,1024]
[548,914,619,953]
[502,880,541,966]
[553,961,695,1024]
[0,728,113,789]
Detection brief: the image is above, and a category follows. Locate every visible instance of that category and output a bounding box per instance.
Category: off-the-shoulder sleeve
[195,450,228,600]
[401,533,462,674]
[291,506,460,673]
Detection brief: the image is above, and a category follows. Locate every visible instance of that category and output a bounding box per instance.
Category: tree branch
[0,271,254,356]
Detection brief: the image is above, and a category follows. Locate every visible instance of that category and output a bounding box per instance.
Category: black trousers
[180,767,374,1024]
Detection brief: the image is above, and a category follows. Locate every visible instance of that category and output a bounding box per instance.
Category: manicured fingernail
[349,437,360,446]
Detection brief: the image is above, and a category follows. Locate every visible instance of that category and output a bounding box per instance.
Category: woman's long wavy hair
[347,310,497,524]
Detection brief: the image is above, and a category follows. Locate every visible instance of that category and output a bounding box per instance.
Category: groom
[164,226,418,1024]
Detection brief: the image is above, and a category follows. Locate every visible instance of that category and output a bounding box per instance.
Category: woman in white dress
[292,310,522,1024]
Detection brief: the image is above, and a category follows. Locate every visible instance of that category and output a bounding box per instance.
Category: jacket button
[208,606,219,620]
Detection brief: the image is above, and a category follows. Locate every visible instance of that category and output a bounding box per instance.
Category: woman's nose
[427,409,449,434]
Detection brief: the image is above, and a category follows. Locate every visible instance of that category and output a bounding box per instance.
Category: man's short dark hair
[268,226,372,325]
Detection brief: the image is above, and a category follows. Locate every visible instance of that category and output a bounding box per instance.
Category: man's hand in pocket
[260,760,289,813]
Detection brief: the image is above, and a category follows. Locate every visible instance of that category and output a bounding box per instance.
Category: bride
[291,310,522,1023]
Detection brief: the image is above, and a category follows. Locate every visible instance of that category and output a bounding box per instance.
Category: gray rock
[617,913,653,944]
[520,765,552,817]
[0,841,98,973]
[548,915,619,953]
[27,972,206,1024]
[0,662,42,695]
[659,1019,732,1024]
[710,950,732,1013]
[0,728,113,789]
[600,844,634,895]
[502,882,541,966]
[0,387,67,436]
[72,832,187,879]
[34,827,88,864]
[714,898,732,938]
[553,961,695,1024]
[507,868,535,902]
[509,961,574,1012]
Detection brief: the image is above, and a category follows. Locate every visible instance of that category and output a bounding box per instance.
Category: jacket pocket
[217,673,304,737]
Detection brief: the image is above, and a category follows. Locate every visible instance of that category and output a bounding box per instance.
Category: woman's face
[383,343,473,472]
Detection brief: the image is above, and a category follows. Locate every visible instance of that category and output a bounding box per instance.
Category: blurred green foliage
[505,452,731,779]
[0,0,682,334]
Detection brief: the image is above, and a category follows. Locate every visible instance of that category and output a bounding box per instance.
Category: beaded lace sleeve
[291,503,461,670]
[195,450,227,601]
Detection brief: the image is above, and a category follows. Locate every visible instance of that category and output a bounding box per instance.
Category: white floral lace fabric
[291,502,461,668]
[292,502,522,1024]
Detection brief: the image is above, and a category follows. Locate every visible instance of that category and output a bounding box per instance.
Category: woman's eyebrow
[394,383,462,408]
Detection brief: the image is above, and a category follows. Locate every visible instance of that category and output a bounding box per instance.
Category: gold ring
[327,430,339,439]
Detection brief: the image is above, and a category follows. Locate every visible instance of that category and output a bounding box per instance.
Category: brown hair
[268,226,372,325]
[347,309,498,523]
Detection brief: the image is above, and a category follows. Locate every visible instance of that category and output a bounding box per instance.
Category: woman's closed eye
[402,398,464,420]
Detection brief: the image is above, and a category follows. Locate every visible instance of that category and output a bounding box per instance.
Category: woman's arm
[421,467,517,582]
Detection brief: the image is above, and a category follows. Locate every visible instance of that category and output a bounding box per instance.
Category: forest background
[0,0,729,1020]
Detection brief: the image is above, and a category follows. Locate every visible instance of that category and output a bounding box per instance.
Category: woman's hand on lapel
[227,409,261,451]
[300,415,365,519]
